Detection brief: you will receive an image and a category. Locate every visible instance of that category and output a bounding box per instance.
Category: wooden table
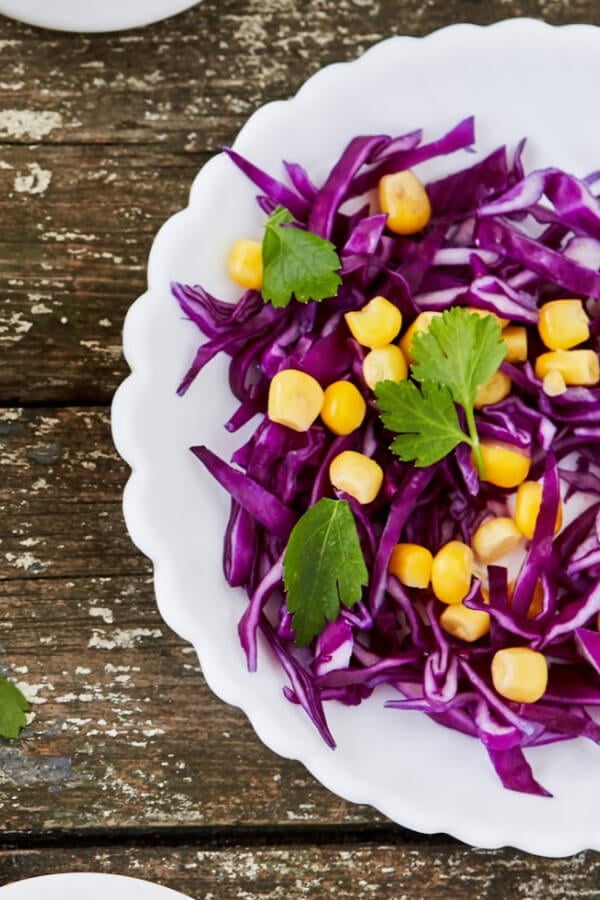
[2,2,600,896]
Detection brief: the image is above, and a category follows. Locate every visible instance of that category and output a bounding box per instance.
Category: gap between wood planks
[0,400,111,410]
[0,822,450,851]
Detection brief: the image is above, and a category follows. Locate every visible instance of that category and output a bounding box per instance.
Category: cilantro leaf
[283,497,368,646]
[411,307,507,410]
[375,379,467,467]
[375,308,507,477]
[0,677,29,739]
[261,206,342,308]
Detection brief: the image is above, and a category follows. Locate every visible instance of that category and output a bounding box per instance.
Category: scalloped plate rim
[111,20,600,856]
[0,0,200,33]
[0,872,192,898]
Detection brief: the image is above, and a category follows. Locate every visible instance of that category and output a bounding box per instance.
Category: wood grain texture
[3,843,600,897]
[2,1,600,404]
[0,571,388,831]
[0,0,595,146]
[0,407,147,578]
[0,407,386,830]
[3,0,600,888]
[0,145,197,404]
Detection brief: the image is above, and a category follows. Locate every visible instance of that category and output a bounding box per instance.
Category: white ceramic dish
[0,873,192,899]
[112,20,600,856]
[0,0,200,33]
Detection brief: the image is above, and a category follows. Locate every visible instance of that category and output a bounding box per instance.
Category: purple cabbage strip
[539,580,600,649]
[238,555,284,672]
[313,619,354,677]
[370,127,423,160]
[475,217,600,298]
[473,701,524,752]
[510,451,560,619]
[176,118,600,797]
[316,652,421,690]
[368,467,435,614]
[260,618,335,748]
[283,160,317,200]
[223,502,257,587]
[349,116,476,198]
[575,628,600,678]
[190,445,297,541]
[487,747,552,797]
[224,147,310,221]
[478,168,600,240]
[427,146,510,218]
[308,135,390,239]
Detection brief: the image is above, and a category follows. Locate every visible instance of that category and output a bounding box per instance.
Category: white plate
[112,20,600,856]
[0,873,192,898]
[0,0,200,33]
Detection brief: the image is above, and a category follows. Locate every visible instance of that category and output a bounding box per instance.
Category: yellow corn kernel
[329,450,383,505]
[502,325,528,363]
[534,349,600,386]
[491,647,548,703]
[378,170,432,235]
[228,239,263,290]
[399,311,441,363]
[466,307,510,329]
[472,517,523,564]
[527,581,544,620]
[362,345,408,390]
[479,440,531,489]
[344,296,402,349]
[474,370,511,409]
[515,481,562,540]
[320,381,366,436]
[542,370,567,397]
[388,543,433,589]
[267,369,324,432]
[431,541,473,605]
[538,298,590,350]
[440,602,490,642]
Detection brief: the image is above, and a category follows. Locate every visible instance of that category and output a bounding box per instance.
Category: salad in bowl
[112,21,600,854]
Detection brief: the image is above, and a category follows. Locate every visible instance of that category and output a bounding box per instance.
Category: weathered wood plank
[0,573,386,830]
[3,0,600,883]
[0,407,148,578]
[2,4,600,406]
[0,574,388,831]
[0,1,595,149]
[0,144,199,405]
[2,842,600,898]
[0,406,386,829]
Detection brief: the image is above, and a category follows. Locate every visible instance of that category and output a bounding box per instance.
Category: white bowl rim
[111,19,600,856]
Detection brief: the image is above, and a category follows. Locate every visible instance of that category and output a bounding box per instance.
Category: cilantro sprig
[0,677,29,739]
[283,498,367,646]
[375,308,507,477]
[261,206,342,308]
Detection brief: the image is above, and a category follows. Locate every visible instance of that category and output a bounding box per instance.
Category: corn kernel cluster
[227,165,600,712]
[534,298,598,389]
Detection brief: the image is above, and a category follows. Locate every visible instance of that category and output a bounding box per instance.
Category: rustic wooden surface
[2,1,600,896]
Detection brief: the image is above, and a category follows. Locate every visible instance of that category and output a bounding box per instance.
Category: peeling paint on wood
[2,0,600,889]
[0,566,383,831]
[3,844,600,897]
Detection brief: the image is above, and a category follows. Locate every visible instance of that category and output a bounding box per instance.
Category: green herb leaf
[0,677,29,739]
[283,497,368,646]
[411,307,507,410]
[261,206,342,308]
[375,308,507,476]
[375,379,467,467]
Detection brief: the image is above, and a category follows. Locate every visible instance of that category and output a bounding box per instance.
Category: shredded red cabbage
[173,119,600,796]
